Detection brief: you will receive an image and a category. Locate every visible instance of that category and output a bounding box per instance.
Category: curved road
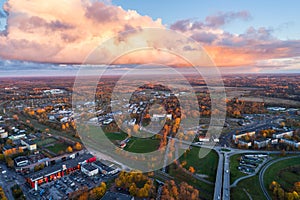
[259,155,300,200]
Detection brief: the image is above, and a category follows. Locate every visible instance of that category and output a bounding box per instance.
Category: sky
[0,0,299,76]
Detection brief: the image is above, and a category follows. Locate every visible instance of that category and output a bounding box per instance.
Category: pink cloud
[0,1,299,70]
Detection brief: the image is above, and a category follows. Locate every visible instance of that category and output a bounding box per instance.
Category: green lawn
[125,137,161,153]
[105,132,128,141]
[46,142,69,154]
[36,137,57,146]
[264,156,300,192]
[231,175,265,200]
[230,154,247,184]
[178,147,218,182]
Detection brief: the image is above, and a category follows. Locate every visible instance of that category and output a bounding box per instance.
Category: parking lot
[238,154,268,174]
[27,170,112,200]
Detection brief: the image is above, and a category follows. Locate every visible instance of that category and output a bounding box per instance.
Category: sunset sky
[0,0,299,75]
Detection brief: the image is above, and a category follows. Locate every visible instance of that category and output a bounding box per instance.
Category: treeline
[269,181,300,200]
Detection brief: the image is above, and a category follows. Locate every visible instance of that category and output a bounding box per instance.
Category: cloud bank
[0,0,299,70]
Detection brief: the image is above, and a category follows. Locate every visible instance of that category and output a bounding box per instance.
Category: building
[198,137,210,142]
[272,131,293,139]
[8,133,26,141]
[0,127,8,138]
[92,161,119,175]
[232,131,255,140]
[26,153,96,188]
[238,139,252,147]
[101,191,134,200]
[254,138,270,149]
[81,163,99,176]
[271,138,279,145]
[15,156,29,167]
[281,139,300,148]
[21,139,37,151]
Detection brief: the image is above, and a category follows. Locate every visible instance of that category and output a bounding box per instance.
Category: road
[213,150,223,200]
[222,152,230,200]
[259,155,300,200]
[0,163,30,200]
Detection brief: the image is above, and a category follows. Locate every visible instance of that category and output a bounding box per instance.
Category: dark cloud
[19,16,74,32]
[85,2,119,23]
[191,32,217,44]
[183,45,196,51]
[170,19,191,32]
[171,11,251,32]
[205,11,251,28]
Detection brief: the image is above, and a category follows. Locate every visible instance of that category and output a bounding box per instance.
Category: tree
[74,142,82,151]
[89,182,106,200]
[0,154,4,161]
[6,157,14,168]
[66,146,73,153]
[129,183,137,196]
[294,182,300,193]
[189,166,196,174]
[0,186,7,200]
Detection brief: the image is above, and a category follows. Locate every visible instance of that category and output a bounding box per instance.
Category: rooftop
[82,163,98,172]
[93,160,114,172]
[27,153,94,181]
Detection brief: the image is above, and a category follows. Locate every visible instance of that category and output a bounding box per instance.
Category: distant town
[0,74,299,200]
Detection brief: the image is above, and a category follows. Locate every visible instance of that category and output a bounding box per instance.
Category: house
[272,131,293,139]
[21,139,37,151]
[81,163,99,176]
[232,131,255,140]
[254,138,270,149]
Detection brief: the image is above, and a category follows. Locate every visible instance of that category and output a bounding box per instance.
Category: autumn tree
[66,146,73,153]
[89,182,106,200]
[74,142,83,151]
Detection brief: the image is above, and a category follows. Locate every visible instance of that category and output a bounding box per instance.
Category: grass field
[46,142,69,154]
[168,163,214,200]
[178,147,218,182]
[230,154,247,184]
[125,137,161,153]
[105,132,127,141]
[231,175,265,200]
[36,137,57,146]
[264,156,300,193]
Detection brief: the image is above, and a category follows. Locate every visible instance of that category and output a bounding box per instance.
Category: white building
[81,163,99,176]
[254,138,271,149]
[281,139,300,148]
[232,131,255,140]
[14,156,29,167]
[272,131,293,139]
[238,139,252,147]
[21,139,37,151]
